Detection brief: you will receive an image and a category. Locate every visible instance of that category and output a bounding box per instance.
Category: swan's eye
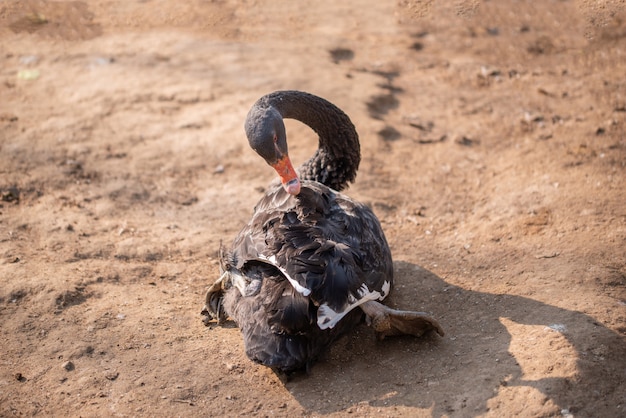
[273,134,278,143]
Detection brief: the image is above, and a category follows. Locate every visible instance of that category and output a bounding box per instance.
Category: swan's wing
[230,182,393,330]
[285,190,393,329]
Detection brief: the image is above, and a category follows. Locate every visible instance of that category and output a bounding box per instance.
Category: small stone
[62,361,75,371]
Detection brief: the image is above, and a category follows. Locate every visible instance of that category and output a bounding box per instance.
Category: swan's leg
[360,301,444,340]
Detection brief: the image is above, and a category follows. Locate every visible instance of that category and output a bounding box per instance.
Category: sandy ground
[1,0,626,417]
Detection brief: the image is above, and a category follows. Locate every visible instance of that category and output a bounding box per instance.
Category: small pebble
[19,55,40,65]
[62,361,75,371]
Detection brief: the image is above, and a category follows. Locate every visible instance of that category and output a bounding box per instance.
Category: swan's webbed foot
[361,301,444,340]
[201,272,228,325]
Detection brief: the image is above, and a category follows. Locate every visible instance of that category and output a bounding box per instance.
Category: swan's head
[245,106,301,195]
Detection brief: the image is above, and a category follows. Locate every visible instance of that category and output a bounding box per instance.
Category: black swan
[202,90,443,373]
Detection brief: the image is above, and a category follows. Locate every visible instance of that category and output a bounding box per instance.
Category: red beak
[271,155,301,195]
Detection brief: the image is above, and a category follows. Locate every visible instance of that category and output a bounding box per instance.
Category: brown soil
[1,1,625,417]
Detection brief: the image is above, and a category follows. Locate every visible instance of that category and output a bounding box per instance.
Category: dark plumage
[202,90,443,373]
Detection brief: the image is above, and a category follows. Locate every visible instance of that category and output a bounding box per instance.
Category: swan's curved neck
[258,90,361,191]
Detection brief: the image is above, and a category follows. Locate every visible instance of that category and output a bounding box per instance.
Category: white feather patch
[230,271,248,296]
[256,254,312,296]
[381,280,391,298]
[317,282,388,330]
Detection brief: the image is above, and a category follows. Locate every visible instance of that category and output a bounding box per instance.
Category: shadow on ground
[285,261,626,417]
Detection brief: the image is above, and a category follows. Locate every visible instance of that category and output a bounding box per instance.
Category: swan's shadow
[284,261,626,417]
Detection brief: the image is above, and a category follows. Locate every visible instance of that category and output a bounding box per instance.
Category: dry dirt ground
[1,1,626,417]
